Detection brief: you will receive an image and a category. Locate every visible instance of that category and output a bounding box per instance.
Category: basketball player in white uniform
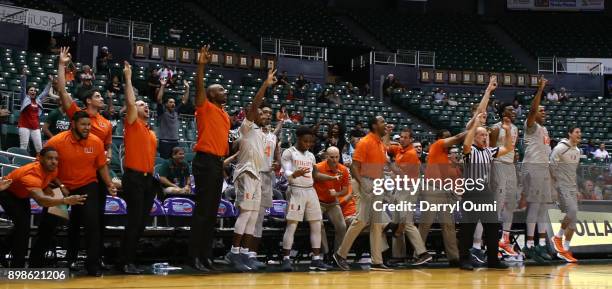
[280,126,340,272]
[489,104,520,260]
[522,76,553,264]
[225,69,276,272]
[550,126,581,263]
[247,105,282,269]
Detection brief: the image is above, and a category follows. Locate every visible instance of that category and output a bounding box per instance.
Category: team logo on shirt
[99,121,107,128]
[84,147,94,154]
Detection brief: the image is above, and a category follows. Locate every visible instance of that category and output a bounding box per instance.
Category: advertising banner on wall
[507,0,604,11]
[0,5,62,32]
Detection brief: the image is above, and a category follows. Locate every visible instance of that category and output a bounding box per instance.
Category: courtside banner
[548,205,612,254]
[0,5,62,32]
[507,0,604,10]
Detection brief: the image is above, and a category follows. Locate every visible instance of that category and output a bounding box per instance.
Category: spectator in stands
[147,69,160,100]
[156,78,190,159]
[580,179,603,200]
[296,74,308,90]
[360,83,371,96]
[158,65,174,81]
[558,87,569,102]
[96,46,112,77]
[18,69,52,154]
[80,65,95,83]
[176,81,195,115]
[286,88,295,101]
[107,75,123,96]
[413,141,427,163]
[276,105,291,123]
[159,147,192,195]
[290,111,303,124]
[65,62,76,86]
[48,37,59,54]
[382,74,394,98]
[166,74,179,90]
[42,101,70,140]
[547,88,559,101]
[318,90,330,103]
[592,143,609,160]
[76,72,94,103]
[318,123,347,162]
[434,88,445,103]
[512,99,523,116]
[583,140,596,156]
[328,92,342,105]
[277,71,289,86]
[347,128,365,162]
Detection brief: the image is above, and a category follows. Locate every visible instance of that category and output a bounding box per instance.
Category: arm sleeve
[352,140,367,163]
[66,101,78,119]
[281,149,293,178]
[38,80,52,103]
[95,141,107,168]
[20,75,27,101]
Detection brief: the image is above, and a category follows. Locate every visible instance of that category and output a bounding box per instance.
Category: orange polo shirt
[124,118,157,173]
[194,99,230,157]
[45,131,106,190]
[424,139,454,179]
[66,102,112,146]
[314,161,351,203]
[352,132,387,179]
[6,162,58,199]
[388,144,420,179]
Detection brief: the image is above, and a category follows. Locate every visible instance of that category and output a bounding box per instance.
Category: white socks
[472,242,482,250]
[526,240,535,248]
[563,240,571,251]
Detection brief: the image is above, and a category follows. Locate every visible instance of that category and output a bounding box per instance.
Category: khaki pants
[417,190,459,262]
[391,188,427,258]
[337,178,387,265]
[320,202,347,254]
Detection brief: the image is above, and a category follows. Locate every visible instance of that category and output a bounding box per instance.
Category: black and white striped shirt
[463,144,499,186]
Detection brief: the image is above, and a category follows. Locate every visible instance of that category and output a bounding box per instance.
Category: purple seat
[217,199,237,218]
[163,197,195,217]
[268,200,287,218]
[30,199,43,215]
[105,196,127,215]
[150,199,165,216]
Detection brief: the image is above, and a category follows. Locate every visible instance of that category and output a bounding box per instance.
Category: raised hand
[264,68,277,86]
[159,77,167,87]
[123,61,132,79]
[385,124,395,136]
[59,47,71,64]
[538,75,548,88]
[0,178,12,191]
[486,75,498,92]
[502,116,512,131]
[183,79,190,88]
[198,45,212,65]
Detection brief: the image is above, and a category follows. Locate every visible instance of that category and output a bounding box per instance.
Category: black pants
[188,152,223,260]
[458,190,500,265]
[158,140,179,159]
[0,192,30,268]
[119,169,156,265]
[97,174,108,261]
[29,208,64,268]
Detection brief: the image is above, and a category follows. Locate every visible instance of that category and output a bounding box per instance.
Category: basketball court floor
[2,262,612,289]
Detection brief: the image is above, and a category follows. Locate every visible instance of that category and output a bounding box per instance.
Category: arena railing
[260,37,327,61]
[538,56,603,75]
[351,50,435,71]
[79,18,151,41]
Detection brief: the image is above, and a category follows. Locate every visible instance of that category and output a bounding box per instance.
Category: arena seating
[62,0,243,53]
[499,13,612,58]
[392,88,612,161]
[350,11,526,73]
[198,0,364,48]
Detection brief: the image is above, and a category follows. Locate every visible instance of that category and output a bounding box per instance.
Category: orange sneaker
[551,236,564,253]
[498,240,518,256]
[556,250,577,263]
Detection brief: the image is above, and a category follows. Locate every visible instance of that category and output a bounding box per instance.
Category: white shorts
[285,186,322,222]
[234,172,262,211]
[522,163,552,203]
[260,171,274,208]
[491,161,519,212]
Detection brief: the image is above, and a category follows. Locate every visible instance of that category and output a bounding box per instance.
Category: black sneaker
[370,263,393,271]
[460,262,474,271]
[280,258,293,272]
[309,259,332,271]
[487,262,509,269]
[333,253,350,271]
[412,252,433,266]
[469,248,486,265]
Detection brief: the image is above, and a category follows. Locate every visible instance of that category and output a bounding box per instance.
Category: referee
[458,113,513,270]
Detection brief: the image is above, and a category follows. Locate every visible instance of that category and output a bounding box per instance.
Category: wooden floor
[2,264,612,289]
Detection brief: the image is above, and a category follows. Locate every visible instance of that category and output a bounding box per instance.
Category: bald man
[314,147,350,256]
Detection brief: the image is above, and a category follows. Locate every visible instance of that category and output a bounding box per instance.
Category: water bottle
[152,262,169,275]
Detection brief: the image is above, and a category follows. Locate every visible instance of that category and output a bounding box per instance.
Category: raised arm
[20,68,27,101]
[466,75,497,129]
[463,113,482,154]
[195,45,212,107]
[37,75,53,103]
[442,131,468,149]
[312,165,341,182]
[156,78,167,105]
[123,61,137,124]
[527,76,547,127]
[57,47,74,111]
[181,79,190,105]
[247,68,276,122]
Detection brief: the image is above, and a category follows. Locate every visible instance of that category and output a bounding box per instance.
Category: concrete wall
[276,56,327,85]
[0,22,28,50]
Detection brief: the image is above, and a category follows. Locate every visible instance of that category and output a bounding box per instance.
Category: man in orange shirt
[314,146,350,257]
[388,128,432,266]
[334,116,392,271]
[39,110,115,276]
[57,47,114,270]
[418,129,466,267]
[188,45,230,272]
[0,147,85,268]
[118,62,158,274]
